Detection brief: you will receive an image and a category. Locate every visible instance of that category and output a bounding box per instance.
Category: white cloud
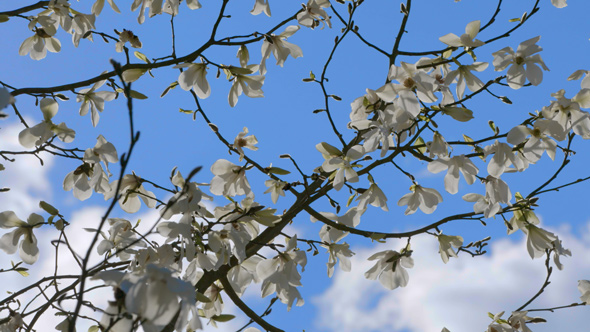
[0,121,54,215]
[312,225,590,332]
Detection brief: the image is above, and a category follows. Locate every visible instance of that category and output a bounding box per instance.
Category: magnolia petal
[18,127,39,148]
[507,65,526,89]
[46,37,61,53]
[0,229,22,254]
[526,63,544,86]
[507,125,529,145]
[465,20,481,40]
[0,211,24,229]
[439,33,462,47]
[19,235,40,264]
[40,98,58,120]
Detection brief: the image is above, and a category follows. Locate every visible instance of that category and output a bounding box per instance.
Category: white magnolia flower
[312,208,363,246]
[18,98,75,148]
[27,15,58,35]
[0,211,43,264]
[64,162,111,201]
[420,57,456,105]
[226,65,265,107]
[256,235,307,310]
[95,264,201,332]
[92,0,121,15]
[507,120,564,163]
[508,209,556,259]
[356,183,389,211]
[201,283,224,321]
[578,280,590,304]
[233,127,258,161]
[445,61,489,99]
[161,169,210,220]
[104,173,156,213]
[71,13,95,40]
[484,140,528,178]
[77,80,117,127]
[0,313,23,332]
[542,89,590,139]
[47,0,72,32]
[250,0,271,16]
[360,109,396,157]
[318,223,347,244]
[462,192,501,218]
[428,155,479,194]
[323,242,354,277]
[226,256,262,297]
[264,179,287,204]
[437,233,463,263]
[97,218,145,260]
[84,135,119,175]
[66,13,96,47]
[376,62,438,117]
[348,88,381,127]
[175,62,211,99]
[210,159,252,197]
[525,225,558,259]
[131,0,160,24]
[215,196,279,229]
[568,69,590,89]
[99,302,133,332]
[439,20,484,48]
[209,224,252,265]
[551,0,567,8]
[158,217,196,261]
[297,0,331,29]
[398,184,443,215]
[130,244,180,273]
[260,25,303,75]
[484,175,512,206]
[115,29,141,52]
[426,131,450,158]
[508,311,544,332]
[19,17,61,60]
[365,248,413,290]
[492,36,549,89]
[162,0,202,15]
[317,143,365,191]
[486,312,515,332]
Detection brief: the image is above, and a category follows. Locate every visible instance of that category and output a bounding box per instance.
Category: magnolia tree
[0,0,589,331]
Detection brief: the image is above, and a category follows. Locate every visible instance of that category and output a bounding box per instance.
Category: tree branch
[220,277,284,332]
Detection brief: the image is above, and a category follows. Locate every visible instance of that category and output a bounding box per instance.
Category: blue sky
[1,1,590,331]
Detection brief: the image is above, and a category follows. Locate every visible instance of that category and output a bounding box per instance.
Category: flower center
[235,138,248,148]
[403,77,416,89]
[515,56,524,65]
[35,28,51,39]
[435,74,445,85]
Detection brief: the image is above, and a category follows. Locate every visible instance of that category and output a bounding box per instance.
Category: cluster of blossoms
[175,21,303,107]
[309,10,585,312]
[2,1,589,332]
